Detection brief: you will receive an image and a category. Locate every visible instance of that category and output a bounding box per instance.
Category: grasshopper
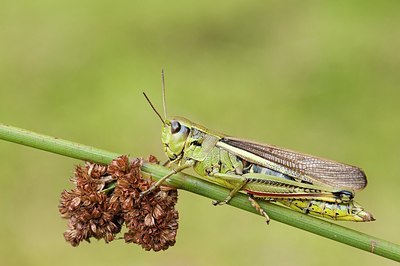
[141,71,374,223]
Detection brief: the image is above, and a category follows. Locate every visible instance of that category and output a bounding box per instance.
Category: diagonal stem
[0,123,399,262]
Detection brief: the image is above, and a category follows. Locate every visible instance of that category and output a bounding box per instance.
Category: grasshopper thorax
[161,117,192,161]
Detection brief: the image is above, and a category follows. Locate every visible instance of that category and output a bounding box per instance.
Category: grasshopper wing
[218,137,367,191]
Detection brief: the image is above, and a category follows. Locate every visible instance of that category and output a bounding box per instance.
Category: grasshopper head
[161,117,191,161]
[142,73,194,162]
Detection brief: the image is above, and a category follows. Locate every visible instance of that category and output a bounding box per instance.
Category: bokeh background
[1,1,399,265]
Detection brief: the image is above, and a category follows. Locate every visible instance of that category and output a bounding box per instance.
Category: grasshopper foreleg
[140,160,194,197]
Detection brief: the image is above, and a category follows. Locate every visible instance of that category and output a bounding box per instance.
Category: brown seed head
[59,155,178,251]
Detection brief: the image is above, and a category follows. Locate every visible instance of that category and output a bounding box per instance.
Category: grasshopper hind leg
[248,194,270,224]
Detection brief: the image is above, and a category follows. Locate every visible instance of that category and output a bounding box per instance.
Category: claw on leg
[140,185,157,198]
[209,173,248,207]
[212,196,232,206]
[140,160,194,198]
[248,196,270,224]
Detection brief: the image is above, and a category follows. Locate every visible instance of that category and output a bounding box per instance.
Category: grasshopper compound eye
[170,120,181,134]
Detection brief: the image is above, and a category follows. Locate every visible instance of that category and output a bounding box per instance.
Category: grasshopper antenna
[161,69,168,120]
[143,92,165,125]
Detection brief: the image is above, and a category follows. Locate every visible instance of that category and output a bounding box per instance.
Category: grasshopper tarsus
[248,196,270,224]
[212,199,228,206]
[140,180,163,197]
[139,188,153,198]
[141,162,194,197]
[212,194,233,206]
[214,193,271,224]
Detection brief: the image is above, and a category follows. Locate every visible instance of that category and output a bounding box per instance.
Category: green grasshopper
[142,71,374,223]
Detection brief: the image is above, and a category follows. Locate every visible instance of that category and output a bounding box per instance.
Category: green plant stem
[0,123,399,262]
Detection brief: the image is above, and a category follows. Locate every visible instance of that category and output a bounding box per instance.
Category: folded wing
[221,137,367,191]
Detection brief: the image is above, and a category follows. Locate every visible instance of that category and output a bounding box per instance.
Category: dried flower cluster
[59,155,178,251]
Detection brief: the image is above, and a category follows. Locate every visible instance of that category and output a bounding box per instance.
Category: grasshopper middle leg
[209,172,249,205]
[209,172,271,223]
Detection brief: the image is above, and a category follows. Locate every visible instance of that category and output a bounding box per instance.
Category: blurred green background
[1,1,399,265]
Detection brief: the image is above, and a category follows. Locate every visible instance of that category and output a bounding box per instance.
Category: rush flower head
[59,155,178,251]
